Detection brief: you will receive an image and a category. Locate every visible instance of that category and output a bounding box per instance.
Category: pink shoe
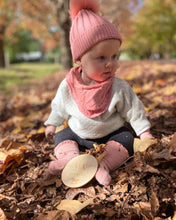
[48,160,65,175]
[95,141,129,185]
[48,140,80,175]
[95,161,111,186]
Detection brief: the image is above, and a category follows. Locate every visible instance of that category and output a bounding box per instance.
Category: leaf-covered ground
[0,60,176,220]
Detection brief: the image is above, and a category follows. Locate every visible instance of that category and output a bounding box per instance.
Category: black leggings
[55,126,134,156]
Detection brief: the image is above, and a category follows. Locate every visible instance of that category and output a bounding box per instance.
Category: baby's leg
[48,127,80,175]
[48,140,79,175]
[95,140,129,185]
[95,127,134,185]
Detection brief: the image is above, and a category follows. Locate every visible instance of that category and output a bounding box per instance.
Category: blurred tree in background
[0,0,59,67]
[7,30,41,62]
[124,0,176,59]
[0,0,18,67]
[50,0,72,69]
[101,0,138,39]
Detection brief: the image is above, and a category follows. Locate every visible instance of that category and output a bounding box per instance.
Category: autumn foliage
[0,60,176,219]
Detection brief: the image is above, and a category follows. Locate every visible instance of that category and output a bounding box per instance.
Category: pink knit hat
[69,0,122,62]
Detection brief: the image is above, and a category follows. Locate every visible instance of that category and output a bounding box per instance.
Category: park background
[0,0,176,93]
[0,0,176,68]
[0,0,176,219]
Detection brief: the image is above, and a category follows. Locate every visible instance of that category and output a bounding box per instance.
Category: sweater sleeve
[116,79,151,136]
[44,80,69,127]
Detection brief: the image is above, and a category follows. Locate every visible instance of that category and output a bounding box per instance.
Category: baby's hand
[45,125,56,139]
[139,130,153,140]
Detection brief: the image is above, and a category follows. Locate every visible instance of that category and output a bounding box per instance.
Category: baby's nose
[105,61,112,68]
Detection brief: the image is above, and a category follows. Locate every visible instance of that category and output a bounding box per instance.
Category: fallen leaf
[57,198,93,215]
[36,210,71,220]
[139,201,151,209]
[133,137,158,153]
[169,132,176,156]
[150,176,160,217]
[87,143,107,163]
[55,120,68,133]
[143,165,160,174]
[150,189,160,216]
[139,201,153,220]
[171,211,176,220]
[0,140,26,174]
[66,186,96,200]
[151,148,176,161]
[0,208,7,220]
[20,117,35,128]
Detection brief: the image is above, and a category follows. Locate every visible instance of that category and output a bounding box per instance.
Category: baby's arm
[115,79,153,138]
[139,129,153,140]
[44,80,69,138]
[45,125,56,138]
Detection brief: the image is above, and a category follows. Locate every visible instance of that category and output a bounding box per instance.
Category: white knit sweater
[44,77,151,139]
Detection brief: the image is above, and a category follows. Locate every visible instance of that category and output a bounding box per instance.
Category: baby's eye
[112,54,117,59]
[99,56,105,60]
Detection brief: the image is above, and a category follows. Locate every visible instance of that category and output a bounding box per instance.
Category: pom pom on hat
[69,0,122,62]
[69,0,99,20]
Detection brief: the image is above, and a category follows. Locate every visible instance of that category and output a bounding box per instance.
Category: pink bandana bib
[66,67,113,118]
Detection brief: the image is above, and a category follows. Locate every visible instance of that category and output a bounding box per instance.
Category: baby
[45,0,153,185]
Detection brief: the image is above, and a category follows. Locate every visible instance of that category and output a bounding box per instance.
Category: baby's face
[78,39,120,85]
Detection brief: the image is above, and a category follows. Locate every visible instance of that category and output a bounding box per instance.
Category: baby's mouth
[103,71,111,74]
[103,71,112,77]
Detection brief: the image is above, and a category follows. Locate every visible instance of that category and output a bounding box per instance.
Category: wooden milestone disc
[61,154,98,188]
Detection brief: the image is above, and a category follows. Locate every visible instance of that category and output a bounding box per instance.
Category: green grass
[0,62,61,93]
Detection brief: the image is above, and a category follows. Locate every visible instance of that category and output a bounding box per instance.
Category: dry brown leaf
[55,120,68,133]
[140,209,153,220]
[37,126,45,134]
[169,132,176,156]
[150,189,159,216]
[36,210,71,220]
[0,194,17,204]
[87,143,107,163]
[139,202,151,209]
[143,165,160,174]
[20,117,35,128]
[151,148,176,161]
[0,208,7,220]
[0,140,26,174]
[138,201,153,220]
[172,210,176,220]
[57,198,93,215]
[66,186,96,200]
[133,137,158,153]
[113,182,128,194]
[153,218,165,220]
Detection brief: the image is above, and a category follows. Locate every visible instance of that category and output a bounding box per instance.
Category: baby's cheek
[114,62,119,71]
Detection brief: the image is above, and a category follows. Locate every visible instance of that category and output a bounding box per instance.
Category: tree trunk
[0,36,5,68]
[59,20,72,70]
[52,0,73,70]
